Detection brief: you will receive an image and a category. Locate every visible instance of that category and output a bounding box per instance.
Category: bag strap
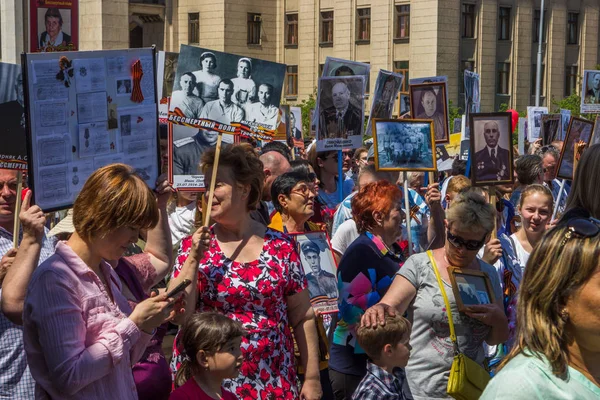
[426,250,459,355]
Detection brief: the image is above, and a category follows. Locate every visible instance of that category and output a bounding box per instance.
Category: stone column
[580,0,599,71]
[477,0,498,112]
[512,2,533,112]
[79,0,129,50]
[0,0,24,63]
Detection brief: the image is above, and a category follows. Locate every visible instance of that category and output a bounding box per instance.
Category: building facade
[1,0,599,113]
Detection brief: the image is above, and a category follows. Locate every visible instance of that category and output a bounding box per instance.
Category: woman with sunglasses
[481,218,600,398]
[361,191,507,399]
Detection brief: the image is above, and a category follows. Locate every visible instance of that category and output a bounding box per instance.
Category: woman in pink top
[23,164,183,400]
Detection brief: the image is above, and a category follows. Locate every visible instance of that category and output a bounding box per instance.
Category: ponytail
[175,358,193,388]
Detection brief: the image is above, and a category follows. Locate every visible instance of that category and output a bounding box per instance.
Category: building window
[460,60,475,93]
[356,8,371,41]
[565,66,578,96]
[394,61,409,92]
[498,7,510,40]
[285,14,298,46]
[286,66,298,97]
[531,64,545,96]
[188,13,199,44]
[533,10,547,43]
[497,63,510,94]
[395,5,410,40]
[247,13,262,45]
[462,4,475,38]
[320,11,334,45]
[568,13,579,44]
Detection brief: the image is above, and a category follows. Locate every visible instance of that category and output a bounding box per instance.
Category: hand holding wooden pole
[12,171,23,249]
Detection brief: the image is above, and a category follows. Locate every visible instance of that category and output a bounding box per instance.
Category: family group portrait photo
[373,119,436,171]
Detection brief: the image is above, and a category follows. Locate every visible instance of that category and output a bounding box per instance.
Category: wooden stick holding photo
[338,150,343,203]
[203,133,224,227]
[13,171,23,248]
[403,171,413,256]
[489,190,497,240]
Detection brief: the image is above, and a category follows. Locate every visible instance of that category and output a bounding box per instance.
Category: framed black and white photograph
[410,82,449,144]
[581,70,600,113]
[322,57,371,88]
[400,94,410,115]
[526,106,548,142]
[289,106,303,144]
[469,112,514,186]
[0,62,28,170]
[316,76,365,151]
[290,231,339,314]
[540,114,561,146]
[449,267,495,313]
[372,119,437,172]
[365,70,403,136]
[168,45,286,139]
[116,78,132,95]
[556,117,594,180]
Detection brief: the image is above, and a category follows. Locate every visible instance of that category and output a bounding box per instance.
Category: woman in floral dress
[168,144,322,400]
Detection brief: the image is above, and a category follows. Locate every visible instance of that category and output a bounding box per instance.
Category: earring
[560,309,569,321]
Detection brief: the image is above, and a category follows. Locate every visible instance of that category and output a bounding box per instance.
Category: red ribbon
[131,59,144,103]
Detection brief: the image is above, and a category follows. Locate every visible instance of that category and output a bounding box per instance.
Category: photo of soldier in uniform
[316,76,365,150]
[289,106,303,141]
[556,117,594,180]
[372,119,437,172]
[365,70,403,136]
[470,113,514,186]
[292,231,339,314]
[410,82,449,143]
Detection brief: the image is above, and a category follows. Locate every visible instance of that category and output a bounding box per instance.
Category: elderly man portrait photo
[412,84,448,142]
[585,72,600,104]
[318,77,363,139]
[473,119,511,182]
[301,240,337,299]
[245,83,278,131]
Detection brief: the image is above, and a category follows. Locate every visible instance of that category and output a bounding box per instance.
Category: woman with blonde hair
[481,219,600,398]
[362,191,507,399]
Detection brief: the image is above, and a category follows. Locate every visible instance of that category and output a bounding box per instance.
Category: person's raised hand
[528,138,542,155]
[482,238,502,265]
[0,248,17,286]
[129,291,183,334]
[20,191,46,242]
[360,303,396,328]
[422,183,441,207]
[190,225,211,261]
[465,303,506,327]
[154,173,174,208]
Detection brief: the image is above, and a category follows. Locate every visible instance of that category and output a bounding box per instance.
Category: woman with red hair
[328,181,405,399]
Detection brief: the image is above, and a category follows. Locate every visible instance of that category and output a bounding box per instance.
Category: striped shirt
[352,361,406,400]
[0,227,56,399]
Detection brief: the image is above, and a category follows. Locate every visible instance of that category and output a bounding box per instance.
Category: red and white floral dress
[170,227,307,399]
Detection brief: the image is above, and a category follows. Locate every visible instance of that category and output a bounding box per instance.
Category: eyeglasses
[560,217,600,247]
[446,230,487,251]
[291,184,313,198]
[540,145,557,154]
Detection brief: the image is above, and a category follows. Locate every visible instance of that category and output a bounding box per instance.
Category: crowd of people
[0,135,599,400]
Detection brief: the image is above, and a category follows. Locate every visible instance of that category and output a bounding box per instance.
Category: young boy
[352,314,412,400]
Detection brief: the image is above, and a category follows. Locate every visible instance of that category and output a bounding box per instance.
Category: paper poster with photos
[156,51,179,124]
[448,267,495,312]
[556,117,594,180]
[373,119,437,172]
[365,70,404,137]
[289,106,304,149]
[436,133,462,171]
[22,48,160,211]
[0,62,28,170]
[410,82,449,143]
[30,0,78,52]
[581,70,600,114]
[469,113,514,186]
[316,76,366,151]
[291,231,339,314]
[168,45,286,140]
[526,106,548,142]
[464,70,480,140]
[541,114,561,145]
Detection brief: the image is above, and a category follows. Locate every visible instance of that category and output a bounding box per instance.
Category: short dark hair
[261,141,291,162]
[218,78,234,90]
[451,159,467,176]
[334,65,355,76]
[259,83,273,94]
[44,8,63,25]
[289,159,312,175]
[515,155,543,185]
[356,314,411,360]
[271,170,312,213]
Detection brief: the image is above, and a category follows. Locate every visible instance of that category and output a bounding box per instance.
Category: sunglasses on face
[446,230,487,251]
[540,145,556,153]
[560,217,600,247]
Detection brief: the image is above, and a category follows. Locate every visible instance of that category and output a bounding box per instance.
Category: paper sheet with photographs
[435,133,462,171]
[292,231,339,314]
[463,71,480,140]
[316,76,366,151]
[365,70,403,137]
[0,62,28,170]
[540,114,561,145]
[469,112,514,186]
[526,106,548,142]
[409,80,449,144]
[581,70,600,114]
[311,58,371,127]
[168,45,286,141]
[556,117,594,180]
[156,51,178,124]
[23,48,159,211]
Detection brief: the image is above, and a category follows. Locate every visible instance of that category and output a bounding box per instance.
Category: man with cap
[302,240,337,299]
